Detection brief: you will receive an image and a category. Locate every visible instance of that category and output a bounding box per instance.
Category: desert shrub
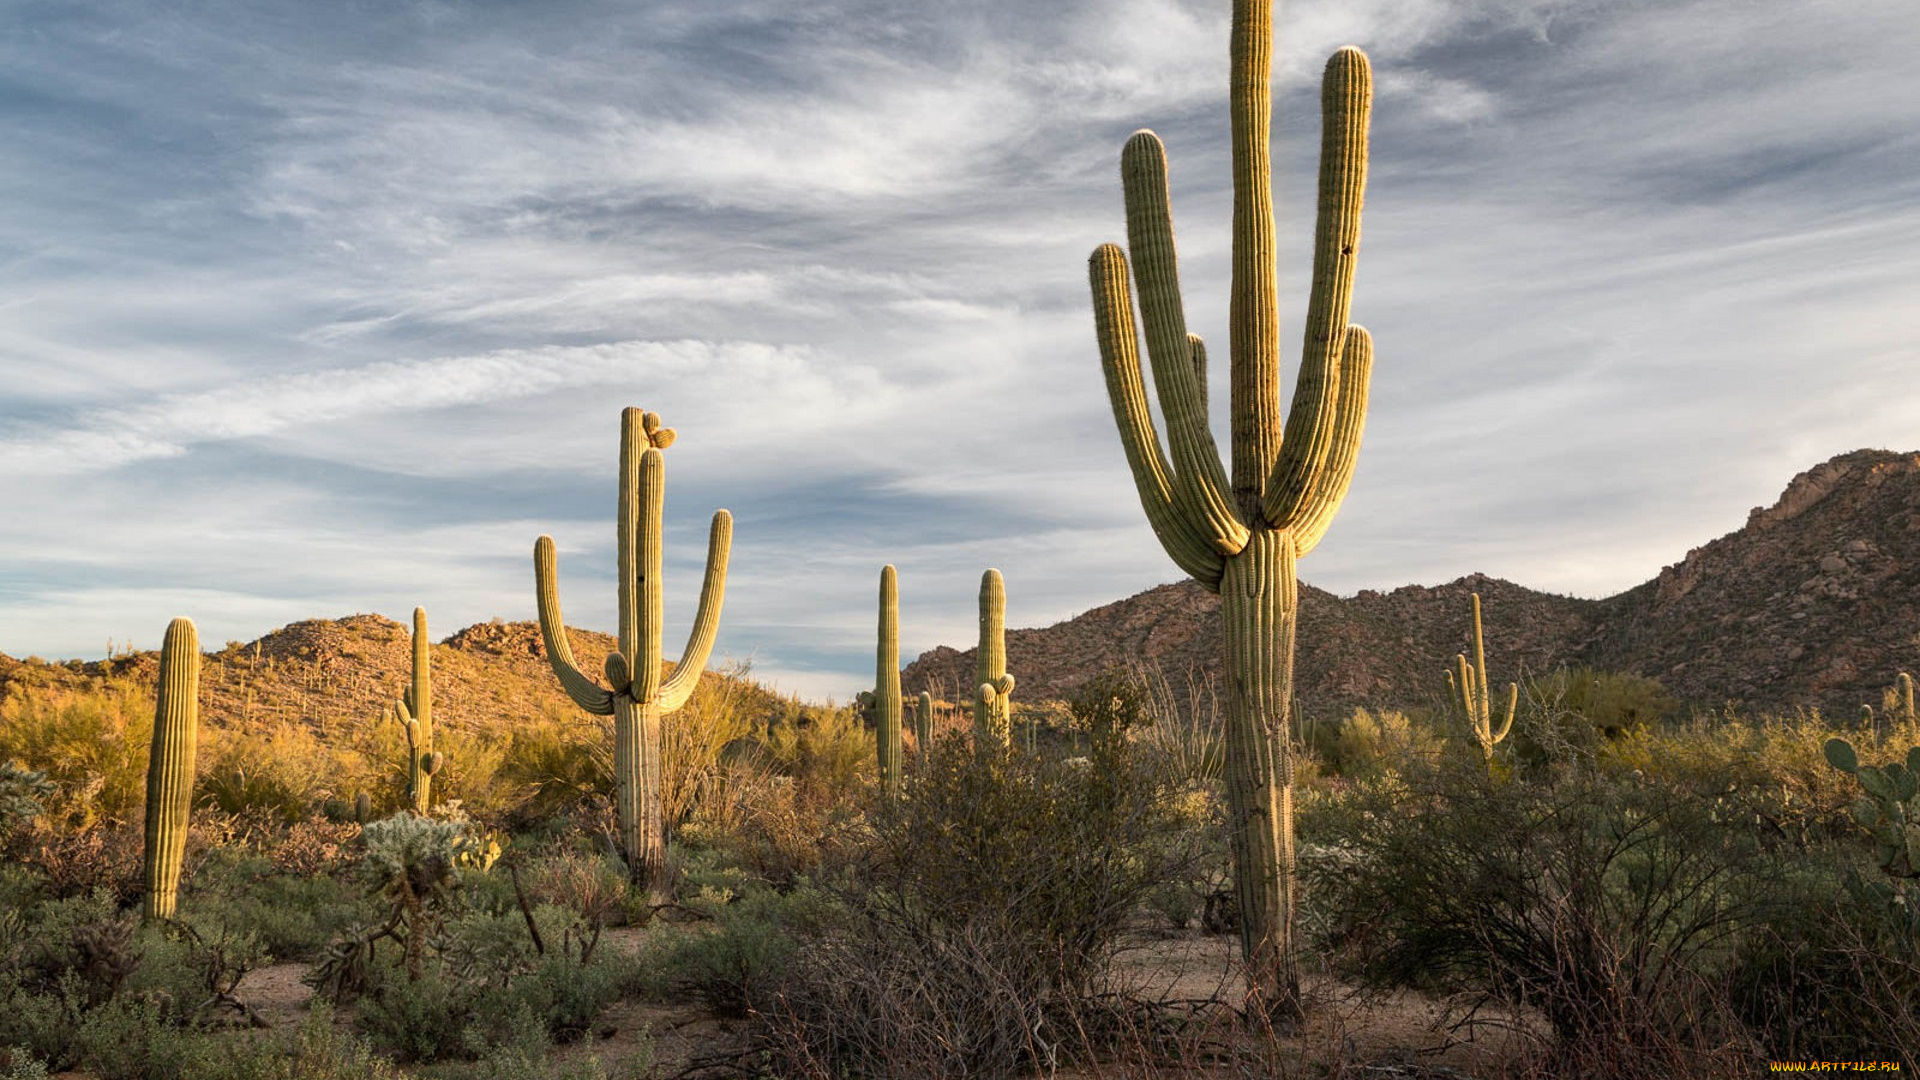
[659,883,825,1016]
[763,701,873,797]
[0,764,55,842]
[496,717,610,827]
[752,730,1206,1078]
[0,679,154,829]
[196,724,330,824]
[1307,707,1443,779]
[189,849,374,960]
[1513,667,1678,770]
[1311,759,1765,1076]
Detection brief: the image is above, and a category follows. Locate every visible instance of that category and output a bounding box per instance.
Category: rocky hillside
[905,449,1920,720]
[0,617,785,736]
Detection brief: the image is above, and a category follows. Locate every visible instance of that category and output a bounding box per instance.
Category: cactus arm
[657,509,734,712]
[1090,245,1228,587]
[1272,326,1372,550]
[621,416,668,704]
[1261,48,1372,523]
[143,617,199,921]
[1471,593,1489,713]
[1225,0,1282,511]
[1120,132,1249,554]
[533,536,616,716]
[1493,682,1518,745]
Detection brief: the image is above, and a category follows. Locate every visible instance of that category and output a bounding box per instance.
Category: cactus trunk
[875,566,903,791]
[143,617,199,922]
[536,407,731,903]
[915,690,934,750]
[1220,530,1297,1006]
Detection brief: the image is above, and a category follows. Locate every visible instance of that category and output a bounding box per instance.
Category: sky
[2,0,1916,701]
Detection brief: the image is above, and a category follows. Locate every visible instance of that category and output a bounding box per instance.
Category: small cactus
[1446,593,1516,762]
[1824,736,1920,877]
[915,690,935,750]
[143,617,200,921]
[354,792,372,825]
[973,569,1016,748]
[391,608,438,814]
[874,565,903,792]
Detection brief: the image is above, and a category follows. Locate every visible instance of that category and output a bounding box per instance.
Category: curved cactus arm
[658,509,735,712]
[1492,682,1518,745]
[1089,245,1228,588]
[1120,131,1249,555]
[622,424,668,704]
[533,536,616,716]
[1273,326,1372,549]
[1262,48,1372,523]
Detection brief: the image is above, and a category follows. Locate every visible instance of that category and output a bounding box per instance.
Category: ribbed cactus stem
[143,617,199,922]
[915,690,934,750]
[973,569,1015,747]
[1085,0,1373,1017]
[534,407,732,901]
[1452,593,1516,761]
[1901,672,1915,724]
[875,565,903,792]
[399,607,434,814]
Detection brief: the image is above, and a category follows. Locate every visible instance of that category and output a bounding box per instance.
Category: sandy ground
[209,925,1541,1079]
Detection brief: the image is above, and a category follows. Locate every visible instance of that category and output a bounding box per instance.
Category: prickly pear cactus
[143,617,200,921]
[1824,736,1920,877]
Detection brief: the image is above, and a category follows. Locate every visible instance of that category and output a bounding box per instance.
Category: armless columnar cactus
[1447,593,1516,762]
[394,607,442,813]
[1086,1,1373,1016]
[875,565,903,792]
[915,690,935,750]
[143,617,200,921]
[535,408,732,900]
[973,569,1015,747]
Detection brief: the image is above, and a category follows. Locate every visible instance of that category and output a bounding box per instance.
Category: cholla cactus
[1824,737,1920,878]
[1084,0,1374,1015]
[143,617,200,921]
[392,608,440,814]
[361,813,476,978]
[874,566,903,792]
[1447,593,1517,761]
[535,407,731,900]
[973,569,1016,748]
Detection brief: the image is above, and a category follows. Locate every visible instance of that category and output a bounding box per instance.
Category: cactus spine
[393,607,440,814]
[143,617,200,921]
[536,408,731,900]
[875,566,903,791]
[1085,1,1373,1016]
[915,690,934,750]
[973,569,1015,747]
[1447,593,1516,761]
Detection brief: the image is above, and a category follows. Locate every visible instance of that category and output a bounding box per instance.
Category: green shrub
[0,680,154,829]
[660,884,815,1016]
[1310,759,1764,1075]
[1307,707,1443,778]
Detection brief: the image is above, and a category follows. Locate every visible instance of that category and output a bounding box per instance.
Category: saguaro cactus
[535,407,732,900]
[915,690,935,750]
[1085,1,1373,1015]
[875,565,903,791]
[973,569,1016,747]
[1447,593,1517,761]
[143,617,200,921]
[393,607,441,814]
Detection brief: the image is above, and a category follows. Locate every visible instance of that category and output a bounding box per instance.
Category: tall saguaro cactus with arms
[534,407,732,900]
[394,607,441,814]
[1086,2,1373,1016]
